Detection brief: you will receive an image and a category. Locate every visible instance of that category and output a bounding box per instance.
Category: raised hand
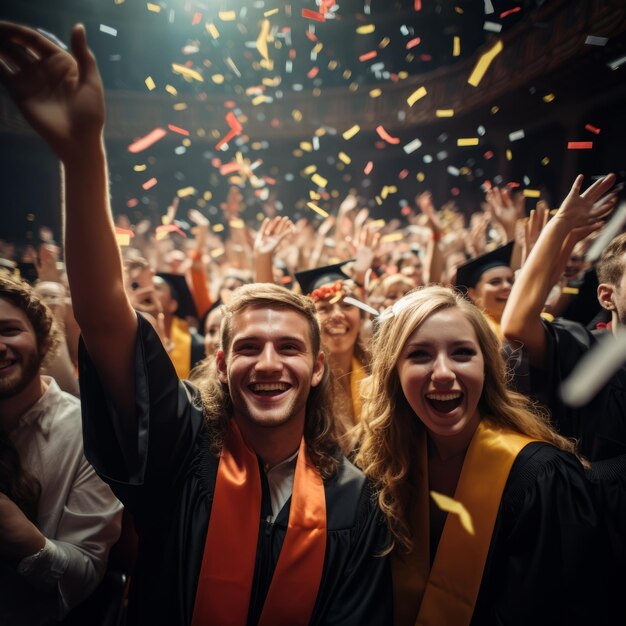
[416,191,443,236]
[485,186,524,240]
[522,200,549,265]
[254,216,295,257]
[0,22,105,161]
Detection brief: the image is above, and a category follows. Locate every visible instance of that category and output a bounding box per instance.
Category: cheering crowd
[0,20,625,626]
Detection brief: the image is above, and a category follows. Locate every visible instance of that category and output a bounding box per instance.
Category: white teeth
[326,327,347,335]
[0,360,13,369]
[251,383,289,392]
[425,393,462,401]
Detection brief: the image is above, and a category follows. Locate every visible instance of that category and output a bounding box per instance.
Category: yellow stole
[393,419,537,626]
[169,316,192,379]
[350,357,367,423]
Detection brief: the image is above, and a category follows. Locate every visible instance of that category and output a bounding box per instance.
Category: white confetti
[99,24,118,36]
[403,138,422,154]
[484,21,502,33]
[509,129,525,142]
[585,35,608,46]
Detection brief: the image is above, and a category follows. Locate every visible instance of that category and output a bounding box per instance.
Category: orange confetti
[585,124,601,135]
[192,12,202,25]
[568,141,593,149]
[359,50,378,62]
[500,6,521,18]
[305,31,318,43]
[307,66,320,78]
[302,8,325,21]
[167,124,190,136]
[127,128,167,153]
[155,224,186,239]
[364,161,374,175]
[220,161,241,175]
[376,125,401,145]
[414,0,421,9]
[406,37,421,49]
[142,177,158,190]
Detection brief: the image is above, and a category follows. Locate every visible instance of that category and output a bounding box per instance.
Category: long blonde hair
[356,285,579,553]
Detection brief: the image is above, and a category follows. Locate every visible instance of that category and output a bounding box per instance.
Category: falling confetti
[430,491,474,535]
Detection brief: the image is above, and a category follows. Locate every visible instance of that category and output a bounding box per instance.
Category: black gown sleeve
[474,443,611,626]
[78,313,205,510]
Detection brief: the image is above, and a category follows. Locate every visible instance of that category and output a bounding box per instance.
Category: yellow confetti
[467,39,503,87]
[229,218,245,229]
[523,189,541,198]
[342,125,360,140]
[114,0,125,4]
[206,23,220,39]
[313,42,324,54]
[116,233,131,246]
[133,164,147,172]
[173,103,188,111]
[543,93,555,103]
[300,141,313,152]
[203,191,212,201]
[177,186,196,198]
[171,63,204,82]
[407,86,427,107]
[210,247,225,258]
[165,84,177,96]
[212,74,224,84]
[303,165,318,175]
[436,109,454,117]
[218,10,237,21]
[315,127,326,137]
[417,172,425,182]
[506,149,512,161]
[562,286,580,295]
[379,36,390,48]
[262,77,281,87]
[251,94,272,106]
[356,24,375,34]
[369,88,382,98]
[146,3,161,12]
[311,173,328,188]
[256,19,271,62]
[370,219,386,229]
[145,76,156,90]
[212,224,225,233]
[338,152,351,165]
[307,202,329,218]
[430,491,475,535]
[292,109,303,122]
[541,156,550,166]
[375,196,382,205]
[381,232,403,243]
[264,8,279,16]
[457,137,479,146]
[453,36,461,57]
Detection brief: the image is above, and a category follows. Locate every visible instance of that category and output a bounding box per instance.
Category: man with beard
[0,22,391,626]
[0,273,122,625]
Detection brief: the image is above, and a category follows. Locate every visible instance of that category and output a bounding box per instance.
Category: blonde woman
[357,286,609,626]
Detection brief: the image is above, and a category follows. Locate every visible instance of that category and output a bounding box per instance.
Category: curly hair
[197,283,340,479]
[0,273,61,521]
[356,285,580,553]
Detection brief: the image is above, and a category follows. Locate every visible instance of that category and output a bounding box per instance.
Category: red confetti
[484,150,494,160]
[419,54,432,61]
[500,6,521,18]
[224,100,237,109]
[115,227,134,237]
[376,125,401,145]
[568,141,593,150]
[220,162,242,175]
[302,8,325,21]
[406,37,421,49]
[126,198,139,208]
[142,177,158,190]
[364,161,374,175]
[305,31,318,43]
[226,112,243,134]
[167,124,190,136]
[128,128,167,153]
[584,124,601,135]
[401,206,412,216]
[192,12,202,25]
[399,169,409,180]
[307,66,320,78]
[289,49,297,59]
[508,182,521,188]
[359,50,378,62]
[415,0,421,9]
[264,176,277,185]
[451,187,461,196]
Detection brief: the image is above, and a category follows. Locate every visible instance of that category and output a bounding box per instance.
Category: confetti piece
[403,138,422,154]
[229,218,245,229]
[457,137,479,146]
[467,39,503,87]
[359,50,378,62]
[567,141,593,149]
[543,93,556,102]
[142,177,158,190]
[407,86,427,106]
[343,125,360,140]
[171,63,204,82]
[307,66,320,78]
[210,247,225,257]
[156,224,186,239]
[484,0,494,13]
[447,166,460,176]
[585,35,608,46]
[523,189,541,198]
[453,36,461,56]
[167,124,190,136]
[364,161,374,175]
[483,21,502,33]
[406,37,421,49]
[307,202,329,217]
[585,124,601,135]
[356,24,375,34]
[500,6,521,18]
[192,12,202,25]
[165,84,177,96]
[562,287,580,295]
[99,24,117,36]
[311,173,328,188]
[436,109,454,117]
[177,186,196,198]
[376,126,401,144]
[338,152,351,164]
[302,8,326,21]
[608,54,626,70]
[145,76,156,91]
[206,23,220,38]
[369,88,382,98]
[128,128,167,153]
[381,232,404,243]
[146,3,161,13]
[264,8,279,17]
[430,491,474,535]
[115,232,131,246]
[343,297,380,316]
[218,10,237,21]
[509,129,525,142]
[256,19,271,62]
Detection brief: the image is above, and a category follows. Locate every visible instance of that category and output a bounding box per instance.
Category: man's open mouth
[249,382,290,396]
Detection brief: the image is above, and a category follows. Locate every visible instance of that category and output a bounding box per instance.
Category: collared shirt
[1,377,123,626]
[265,450,298,522]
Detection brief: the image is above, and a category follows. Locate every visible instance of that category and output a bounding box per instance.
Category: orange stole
[393,419,537,626]
[191,421,326,626]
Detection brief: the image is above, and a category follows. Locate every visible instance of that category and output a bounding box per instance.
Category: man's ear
[597,283,615,311]
[216,349,228,384]
[311,351,325,388]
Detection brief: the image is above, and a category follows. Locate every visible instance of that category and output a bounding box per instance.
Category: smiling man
[0,22,391,626]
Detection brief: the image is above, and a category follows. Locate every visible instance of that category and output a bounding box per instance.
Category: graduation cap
[294,260,354,295]
[155,272,198,319]
[455,241,514,292]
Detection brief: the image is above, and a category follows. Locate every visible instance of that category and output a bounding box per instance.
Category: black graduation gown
[529,318,626,461]
[78,315,392,626]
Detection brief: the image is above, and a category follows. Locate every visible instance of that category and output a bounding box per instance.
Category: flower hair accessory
[310,280,345,303]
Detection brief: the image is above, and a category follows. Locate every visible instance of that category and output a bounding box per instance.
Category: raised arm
[0,23,136,417]
[501,174,616,367]
[253,216,295,284]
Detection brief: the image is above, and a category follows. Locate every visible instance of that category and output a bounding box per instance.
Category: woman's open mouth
[425,392,463,414]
